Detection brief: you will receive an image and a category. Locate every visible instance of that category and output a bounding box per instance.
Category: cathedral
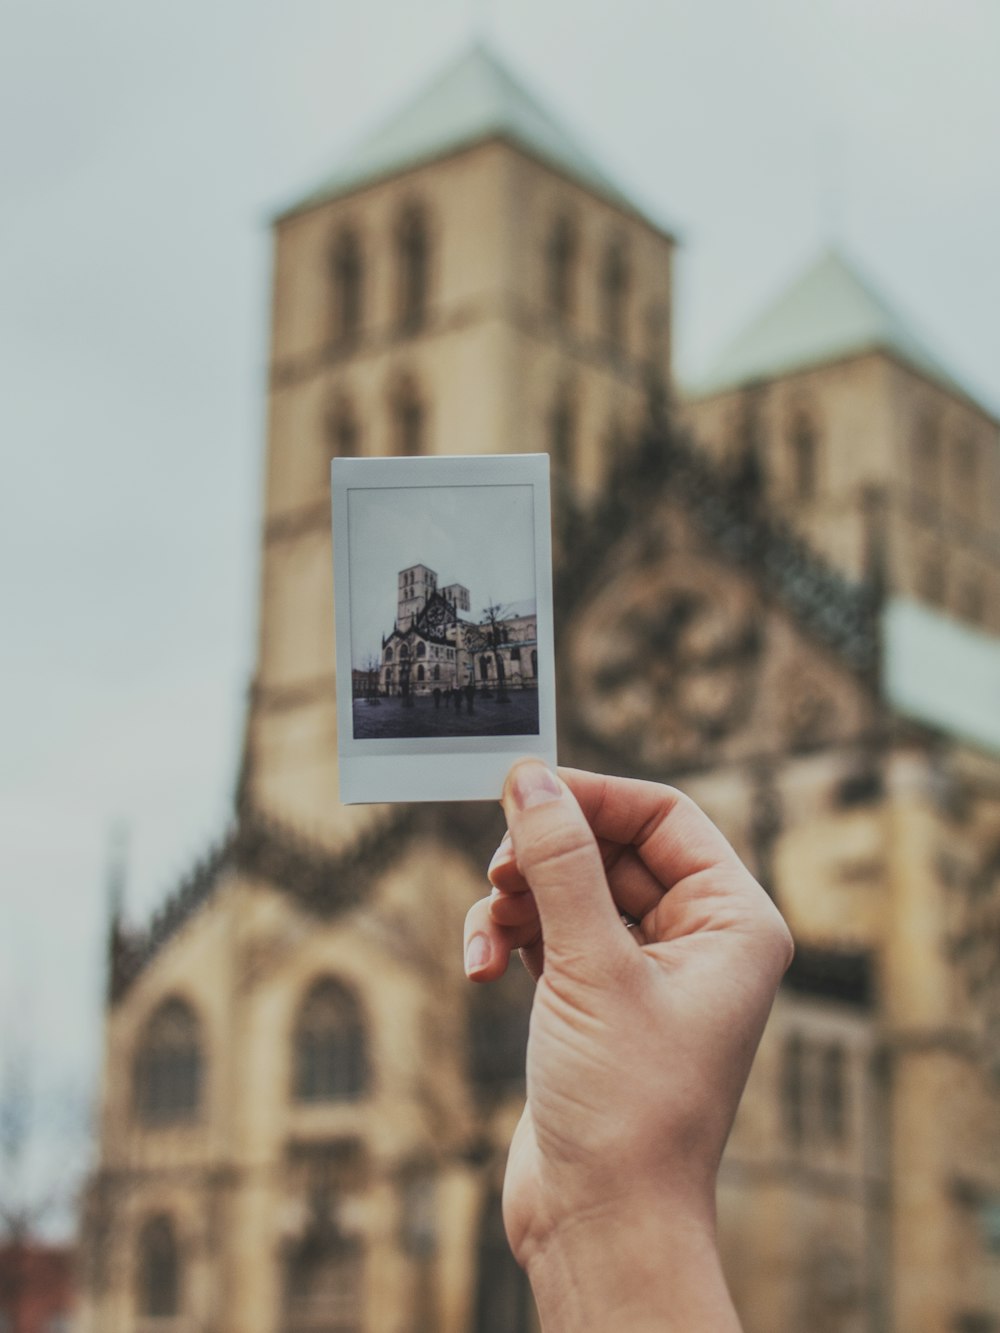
[378,564,537,700]
[78,42,1000,1333]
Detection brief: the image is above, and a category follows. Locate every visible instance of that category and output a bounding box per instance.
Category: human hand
[463,763,793,1331]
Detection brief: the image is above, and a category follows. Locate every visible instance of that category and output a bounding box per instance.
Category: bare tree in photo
[464,604,513,704]
[364,654,382,705]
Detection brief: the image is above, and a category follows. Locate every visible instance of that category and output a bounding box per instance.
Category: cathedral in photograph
[378,564,537,700]
[78,41,1000,1333]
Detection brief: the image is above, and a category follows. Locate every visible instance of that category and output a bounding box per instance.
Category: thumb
[501,760,630,972]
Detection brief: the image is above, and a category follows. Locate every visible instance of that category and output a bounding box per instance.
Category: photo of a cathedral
[352,561,539,738]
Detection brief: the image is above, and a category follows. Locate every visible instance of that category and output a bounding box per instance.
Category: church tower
[683,249,1000,631]
[242,42,675,841]
[396,564,438,633]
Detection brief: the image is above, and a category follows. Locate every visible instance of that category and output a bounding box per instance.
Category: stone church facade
[379,564,537,699]
[78,43,1000,1333]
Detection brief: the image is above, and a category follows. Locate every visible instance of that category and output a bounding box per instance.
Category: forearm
[525,1206,742,1333]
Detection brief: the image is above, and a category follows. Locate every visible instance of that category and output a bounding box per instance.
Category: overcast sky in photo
[2,0,998,1233]
[347,485,536,668]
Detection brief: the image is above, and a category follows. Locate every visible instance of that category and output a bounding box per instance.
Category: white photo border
[331,454,557,803]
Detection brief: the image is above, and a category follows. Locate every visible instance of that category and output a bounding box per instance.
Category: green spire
[698,248,971,402]
[280,42,670,233]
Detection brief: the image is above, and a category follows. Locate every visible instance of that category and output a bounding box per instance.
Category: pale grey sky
[2,0,998,1232]
[347,485,536,668]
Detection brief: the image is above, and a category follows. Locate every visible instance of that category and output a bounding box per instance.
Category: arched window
[327,394,359,460]
[547,215,577,324]
[416,642,426,658]
[549,388,576,475]
[645,301,669,372]
[397,205,430,332]
[133,997,202,1126]
[384,647,393,662]
[601,238,629,355]
[330,228,363,345]
[473,1191,535,1332]
[283,1233,363,1333]
[137,1214,180,1318]
[913,416,941,502]
[392,376,425,456]
[781,1032,805,1147]
[732,393,765,500]
[790,411,818,501]
[293,979,368,1103]
[956,433,979,515]
[416,665,425,682]
[820,1043,847,1143]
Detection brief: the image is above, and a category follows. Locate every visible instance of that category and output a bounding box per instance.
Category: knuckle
[762,908,795,974]
[516,820,598,883]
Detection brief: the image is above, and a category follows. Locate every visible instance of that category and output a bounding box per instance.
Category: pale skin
[463,762,795,1331]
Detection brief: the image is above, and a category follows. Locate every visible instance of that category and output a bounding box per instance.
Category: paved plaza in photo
[352,689,539,739]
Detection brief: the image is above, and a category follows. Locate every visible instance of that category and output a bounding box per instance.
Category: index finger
[557,767,742,889]
[558,768,794,976]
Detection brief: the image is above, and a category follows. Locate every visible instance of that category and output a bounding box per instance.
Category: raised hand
[463,762,793,1332]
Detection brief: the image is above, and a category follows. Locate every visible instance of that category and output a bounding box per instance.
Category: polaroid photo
[331,453,557,804]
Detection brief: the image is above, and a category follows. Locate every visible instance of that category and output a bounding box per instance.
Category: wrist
[523,1202,741,1333]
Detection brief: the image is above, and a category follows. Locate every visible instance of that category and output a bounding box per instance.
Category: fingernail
[465,933,492,975]
[488,833,513,872]
[508,762,562,811]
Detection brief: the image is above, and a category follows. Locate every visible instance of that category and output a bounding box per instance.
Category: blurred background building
[73,40,1000,1333]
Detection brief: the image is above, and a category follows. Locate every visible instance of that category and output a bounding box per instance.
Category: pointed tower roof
[697,248,971,403]
[280,42,671,234]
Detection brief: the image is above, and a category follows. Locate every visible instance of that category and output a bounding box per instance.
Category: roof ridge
[277,41,672,234]
[696,246,979,407]
[109,805,422,1001]
[559,416,881,676]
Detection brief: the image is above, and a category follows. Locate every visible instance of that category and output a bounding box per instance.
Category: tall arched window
[293,979,368,1103]
[397,205,430,332]
[330,228,363,345]
[392,375,425,456]
[789,411,819,501]
[732,392,765,500]
[473,1191,535,1332]
[820,1043,847,1143]
[601,238,629,355]
[781,1032,805,1147]
[956,433,979,517]
[133,998,202,1126]
[549,388,576,475]
[327,394,359,460]
[283,1234,363,1333]
[913,416,941,505]
[547,215,577,324]
[137,1215,180,1318]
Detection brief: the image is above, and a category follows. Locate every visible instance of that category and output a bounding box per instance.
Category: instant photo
[332,454,557,803]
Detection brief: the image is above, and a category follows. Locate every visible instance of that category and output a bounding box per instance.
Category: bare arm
[464,763,794,1331]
